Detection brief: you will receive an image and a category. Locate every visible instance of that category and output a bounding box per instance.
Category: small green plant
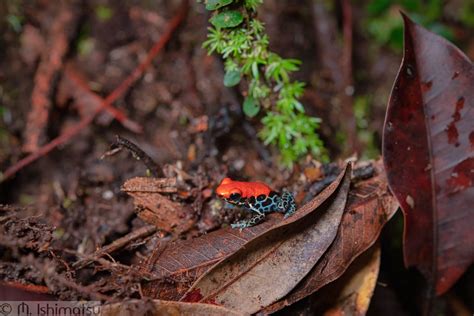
[200,0,326,166]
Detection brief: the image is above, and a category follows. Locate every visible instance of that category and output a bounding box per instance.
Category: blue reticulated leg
[231,212,265,230]
[231,203,266,230]
[281,190,296,219]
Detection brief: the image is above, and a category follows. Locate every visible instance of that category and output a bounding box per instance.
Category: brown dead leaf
[321,244,381,316]
[180,165,351,314]
[304,165,323,182]
[142,163,394,302]
[142,164,341,300]
[100,299,243,316]
[141,214,281,300]
[142,162,396,307]
[122,177,178,194]
[122,177,194,234]
[263,161,398,313]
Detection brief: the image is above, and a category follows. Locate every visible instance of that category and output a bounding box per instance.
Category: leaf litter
[180,164,351,314]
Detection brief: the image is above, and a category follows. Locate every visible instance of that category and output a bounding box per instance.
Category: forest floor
[0,1,473,315]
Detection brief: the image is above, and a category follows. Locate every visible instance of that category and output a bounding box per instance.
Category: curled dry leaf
[100,299,243,316]
[263,161,398,313]
[141,214,280,300]
[122,177,194,234]
[329,244,381,316]
[180,165,351,314]
[300,244,381,316]
[383,15,474,294]
[142,164,349,301]
[141,161,396,308]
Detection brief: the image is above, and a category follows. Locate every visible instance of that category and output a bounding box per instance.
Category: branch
[23,4,78,153]
[63,63,143,134]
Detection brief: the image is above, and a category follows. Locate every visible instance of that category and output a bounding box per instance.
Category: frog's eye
[230,192,241,200]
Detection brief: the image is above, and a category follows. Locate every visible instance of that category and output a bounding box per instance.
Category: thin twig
[0,204,25,212]
[0,214,15,223]
[49,274,111,301]
[63,248,146,273]
[1,0,189,183]
[63,63,143,133]
[73,225,157,269]
[83,256,155,280]
[1,280,50,294]
[103,135,161,177]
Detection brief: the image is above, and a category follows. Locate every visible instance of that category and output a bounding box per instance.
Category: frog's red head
[216,178,242,199]
[216,177,272,199]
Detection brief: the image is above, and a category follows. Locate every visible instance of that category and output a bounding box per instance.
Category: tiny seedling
[199,0,327,166]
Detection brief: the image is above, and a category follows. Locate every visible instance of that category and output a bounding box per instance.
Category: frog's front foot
[231,213,265,230]
[230,222,247,231]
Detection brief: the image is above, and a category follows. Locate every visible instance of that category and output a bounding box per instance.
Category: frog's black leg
[281,190,296,218]
[264,191,285,214]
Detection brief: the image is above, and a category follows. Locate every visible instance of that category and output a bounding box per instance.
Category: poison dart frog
[216,177,296,229]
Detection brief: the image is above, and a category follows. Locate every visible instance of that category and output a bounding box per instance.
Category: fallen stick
[23,4,78,153]
[1,280,50,294]
[73,225,157,269]
[1,0,189,182]
[63,63,143,134]
[102,135,161,177]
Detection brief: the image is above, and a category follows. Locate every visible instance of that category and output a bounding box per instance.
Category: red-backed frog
[216,177,296,229]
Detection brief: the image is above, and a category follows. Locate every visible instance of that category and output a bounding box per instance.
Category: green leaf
[243,97,260,117]
[206,0,233,10]
[224,70,241,87]
[245,0,263,11]
[210,11,244,29]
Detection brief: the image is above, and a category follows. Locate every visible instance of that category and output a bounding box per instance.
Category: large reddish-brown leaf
[263,161,398,313]
[382,15,474,295]
[142,166,349,302]
[179,165,351,314]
